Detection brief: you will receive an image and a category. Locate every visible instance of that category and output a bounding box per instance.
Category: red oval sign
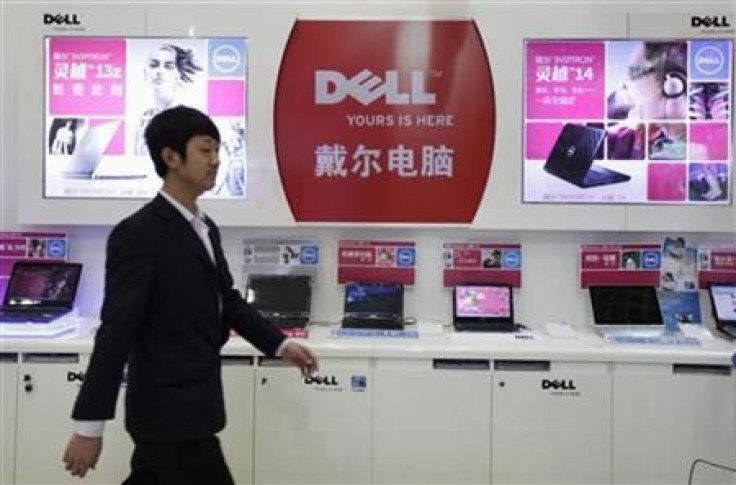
[275,20,495,223]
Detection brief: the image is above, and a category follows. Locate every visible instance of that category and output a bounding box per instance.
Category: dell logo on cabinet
[44,13,81,26]
[315,69,436,106]
[542,379,576,390]
[304,375,339,386]
[67,371,85,382]
[691,16,731,28]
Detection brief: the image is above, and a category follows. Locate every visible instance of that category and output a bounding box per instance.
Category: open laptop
[342,282,404,330]
[0,261,82,323]
[589,285,664,336]
[246,274,312,328]
[64,120,147,180]
[453,284,516,332]
[544,123,631,188]
[708,283,736,338]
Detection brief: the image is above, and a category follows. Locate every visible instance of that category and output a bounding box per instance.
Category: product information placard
[0,232,68,298]
[442,243,522,287]
[698,246,736,287]
[45,37,247,199]
[337,240,415,284]
[580,244,661,287]
[524,39,733,204]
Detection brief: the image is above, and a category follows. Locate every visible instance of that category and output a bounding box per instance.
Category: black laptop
[453,284,515,332]
[341,282,404,330]
[246,274,312,328]
[0,261,82,323]
[544,123,631,188]
[708,283,736,338]
[589,285,664,333]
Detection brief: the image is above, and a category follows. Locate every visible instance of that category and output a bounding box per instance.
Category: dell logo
[566,146,576,157]
[315,69,436,106]
[691,16,731,28]
[67,371,85,382]
[44,13,81,26]
[212,44,241,74]
[542,379,576,390]
[304,375,339,386]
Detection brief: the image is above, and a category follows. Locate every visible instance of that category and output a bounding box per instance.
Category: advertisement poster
[442,242,522,287]
[45,37,247,199]
[275,20,495,223]
[337,240,415,284]
[660,236,698,291]
[524,39,733,204]
[579,244,661,287]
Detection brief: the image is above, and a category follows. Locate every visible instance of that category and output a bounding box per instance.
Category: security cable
[687,458,736,485]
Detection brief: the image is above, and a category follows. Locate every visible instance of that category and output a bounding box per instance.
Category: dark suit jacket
[72,195,286,442]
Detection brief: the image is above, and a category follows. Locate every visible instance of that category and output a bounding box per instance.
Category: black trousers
[122,436,235,485]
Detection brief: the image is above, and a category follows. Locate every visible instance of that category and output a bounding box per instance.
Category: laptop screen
[246,274,312,318]
[3,261,82,308]
[453,284,513,324]
[344,283,403,318]
[709,284,736,325]
[589,286,663,325]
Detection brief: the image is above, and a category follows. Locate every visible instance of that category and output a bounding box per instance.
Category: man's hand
[281,341,319,377]
[63,434,102,478]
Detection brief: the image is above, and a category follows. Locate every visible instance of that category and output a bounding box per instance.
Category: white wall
[2,0,736,332]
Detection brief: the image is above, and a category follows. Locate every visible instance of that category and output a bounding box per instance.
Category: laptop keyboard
[272,316,309,328]
[607,334,701,346]
[0,309,64,323]
[342,316,403,330]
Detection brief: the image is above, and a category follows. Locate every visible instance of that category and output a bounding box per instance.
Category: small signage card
[698,246,736,287]
[0,232,68,298]
[337,240,416,284]
[442,243,522,287]
[580,244,661,287]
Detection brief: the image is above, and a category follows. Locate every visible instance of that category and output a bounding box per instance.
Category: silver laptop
[589,285,664,337]
[64,120,147,179]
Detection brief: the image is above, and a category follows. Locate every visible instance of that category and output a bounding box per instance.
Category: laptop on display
[246,274,312,328]
[544,123,630,188]
[708,283,736,338]
[341,282,404,330]
[0,261,82,323]
[64,120,147,180]
[589,285,664,335]
[453,284,516,332]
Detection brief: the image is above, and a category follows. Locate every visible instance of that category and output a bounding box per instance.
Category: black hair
[161,44,202,83]
[144,106,220,178]
[643,41,687,81]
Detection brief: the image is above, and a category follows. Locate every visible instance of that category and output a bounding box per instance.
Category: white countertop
[1,318,735,366]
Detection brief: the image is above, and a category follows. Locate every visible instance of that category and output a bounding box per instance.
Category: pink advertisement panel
[524,39,733,205]
[45,37,248,200]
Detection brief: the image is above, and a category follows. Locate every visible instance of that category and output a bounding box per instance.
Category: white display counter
[1,320,735,485]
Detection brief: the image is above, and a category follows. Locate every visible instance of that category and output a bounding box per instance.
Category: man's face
[174,135,220,195]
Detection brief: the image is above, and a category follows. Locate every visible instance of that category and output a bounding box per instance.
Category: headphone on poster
[662,71,686,98]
